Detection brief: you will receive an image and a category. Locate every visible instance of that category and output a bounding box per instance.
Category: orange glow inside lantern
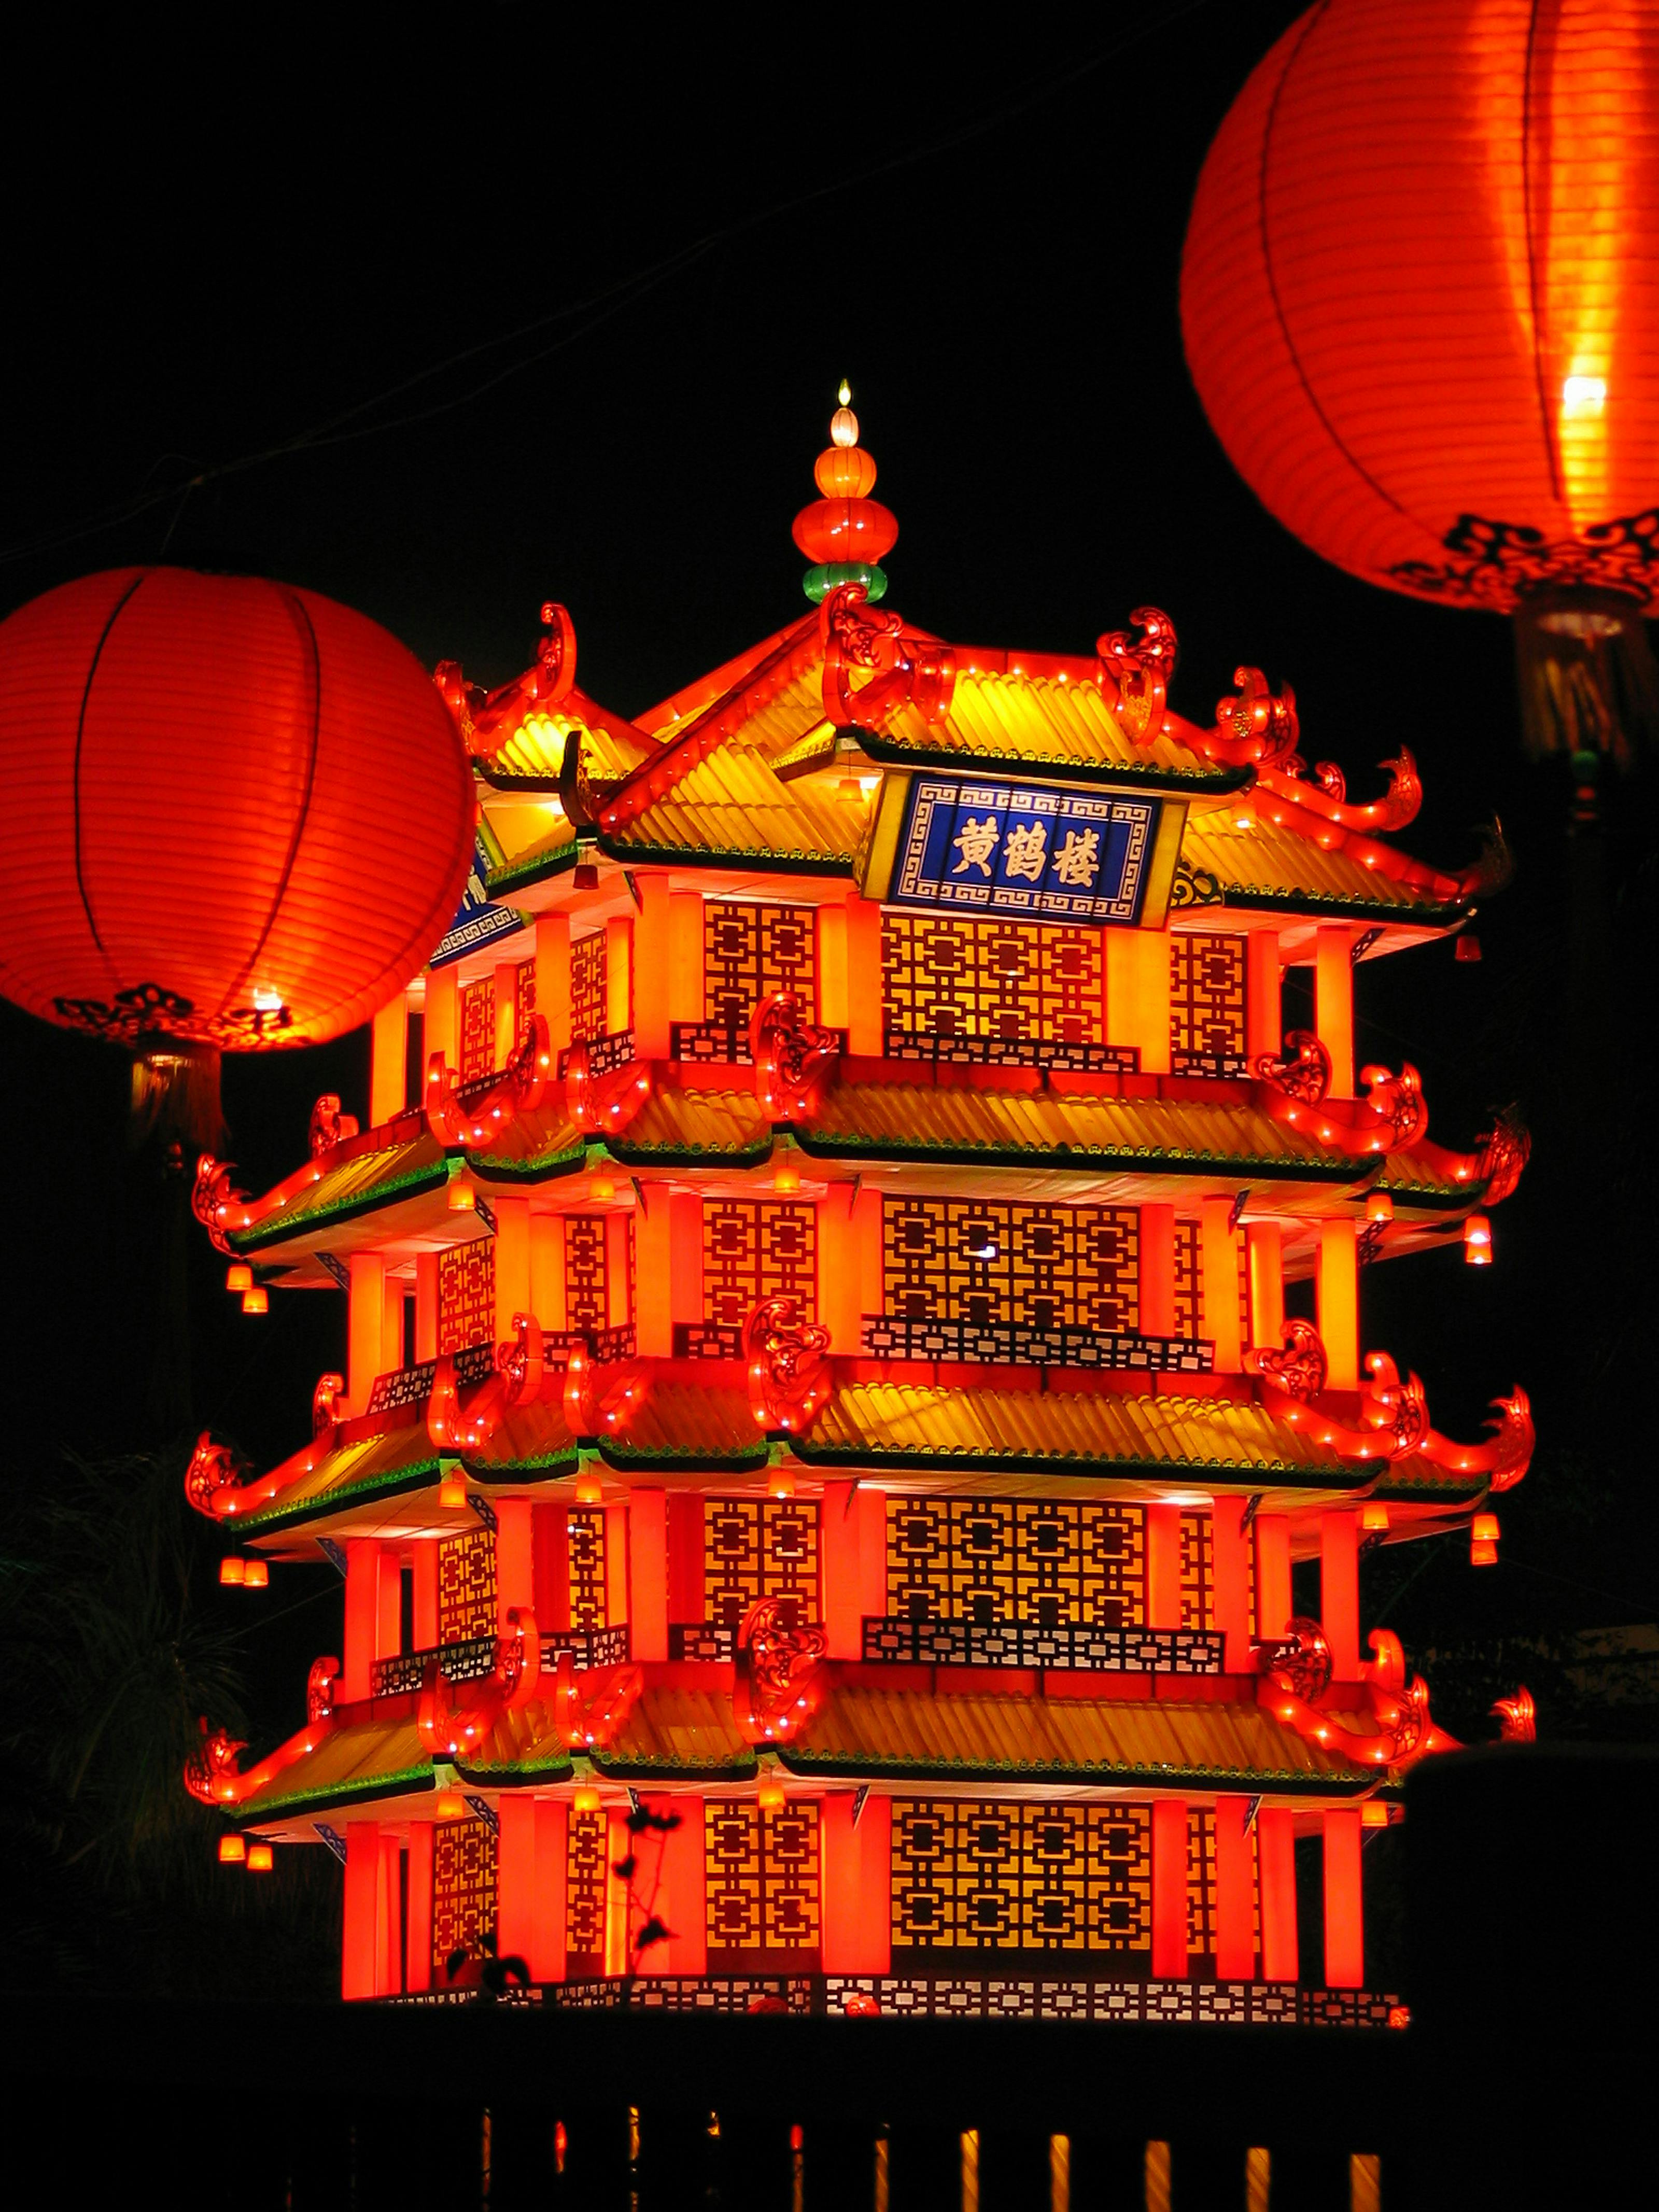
[1361,1804,1390,1829]
[438,1474,467,1509]
[247,1842,274,1872]
[448,1181,476,1214]
[575,1474,603,1508]
[435,1791,467,1820]
[758,1772,785,1812]
[1366,1193,1394,1225]
[218,1833,247,1863]
[573,1786,601,1813]
[769,1471,796,1501]
[1360,1503,1390,1533]
[226,1262,253,1293]
[1471,1511,1500,1566]
[242,1286,269,1314]
[243,1557,268,1589]
[589,1175,616,1203]
[773,1159,801,1195]
[1464,1215,1492,1265]
[219,1557,246,1586]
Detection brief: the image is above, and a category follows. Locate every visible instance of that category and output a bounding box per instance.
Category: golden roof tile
[236,1718,432,1819]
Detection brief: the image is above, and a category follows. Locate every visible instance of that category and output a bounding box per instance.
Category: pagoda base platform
[386,1973,1401,2028]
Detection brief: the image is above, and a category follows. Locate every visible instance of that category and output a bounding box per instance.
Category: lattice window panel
[565,1808,608,1972]
[705,1801,821,1960]
[460,977,496,1082]
[1187,1806,1216,1960]
[883,1199,1140,1334]
[432,1814,497,1974]
[515,957,537,1043]
[702,1201,817,1331]
[703,902,818,1030]
[1170,933,1247,1063]
[438,1527,497,1644]
[886,1498,1146,1628]
[703,1498,819,1631]
[568,1506,608,1631]
[1180,1511,1214,1630]
[1173,1220,1201,1340]
[571,932,608,1043]
[891,1799,1151,1955]
[564,1216,609,1332]
[882,914,1103,1044]
[438,1240,496,1355]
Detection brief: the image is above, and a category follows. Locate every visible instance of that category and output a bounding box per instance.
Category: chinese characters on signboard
[889,778,1161,925]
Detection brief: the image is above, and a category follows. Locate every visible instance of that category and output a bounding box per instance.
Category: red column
[856,1487,888,1625]
[376,1835,401,1994]
[1138,1204,1176,1337]
[1320,1509,1361,1681]
[821,1792,892,1973]
[604,1504,629,1629]
[1258,1809,1299,1982]
[652,1792,707,1977]
[1317,1218,1360,1393]
[1246,928,1282,1062]
[1254,1514,1292,1643]
[1198,1197,1243,1374]
[413,1539,440,1650]
[1314,925,1356,1100]
[498,1796,537,1971]
[667,1495,704,1636]
[1323,1808,1365,1988]
[532,1505,570,1633]
[1151,1800,1189,1980]
[342,1541,382,1703]
[343,1821,381,1998]
[1211,1497,1254,1674]
[1214,1796,1257,1981]
[821,1480,864,1660]
[1145,1505,1183,1629]
[629,1488,669,1660]
[531,1800,569,1984]
[496,1498,534,1628]
[375,1548,402,1665]
[405,1822,434,1992]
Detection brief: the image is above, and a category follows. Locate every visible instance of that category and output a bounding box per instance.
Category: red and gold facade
[186,407,1532,2023]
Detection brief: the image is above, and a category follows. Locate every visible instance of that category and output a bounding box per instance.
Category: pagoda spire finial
[792,380,898,604]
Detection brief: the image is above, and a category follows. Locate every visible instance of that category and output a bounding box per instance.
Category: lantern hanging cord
[0,0,1217,569]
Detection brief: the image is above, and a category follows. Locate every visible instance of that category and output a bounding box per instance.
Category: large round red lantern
[1182,0,1659,775]
[0,567,473,1132]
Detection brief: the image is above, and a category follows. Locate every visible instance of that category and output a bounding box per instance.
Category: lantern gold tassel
[129,1039,226,1152]
[1512,590,1659,787]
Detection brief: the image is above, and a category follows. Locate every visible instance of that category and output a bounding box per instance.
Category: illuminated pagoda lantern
[187,390,1535,2024]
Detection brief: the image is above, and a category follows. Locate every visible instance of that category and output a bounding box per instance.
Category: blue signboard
[429,836,527,969]
[887,776,1162,926]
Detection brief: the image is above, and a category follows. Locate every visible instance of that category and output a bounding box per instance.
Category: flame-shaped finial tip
[838,379,851,407]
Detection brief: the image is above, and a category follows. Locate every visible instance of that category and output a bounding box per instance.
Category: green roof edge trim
[791,1442,1367,1485]
[237,1762,434,1822]
[775,1750,1366,1791]
[857,728,1249,795]
[232,1157,451,1253]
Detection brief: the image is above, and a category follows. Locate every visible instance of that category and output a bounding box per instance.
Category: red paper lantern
[1182,1,1659,769]
[0,568,472,1129]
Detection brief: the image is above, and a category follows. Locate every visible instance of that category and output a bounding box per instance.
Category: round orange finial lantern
[794,382,898,604]
[0,568,474,1139]
[1182,1,1659,786]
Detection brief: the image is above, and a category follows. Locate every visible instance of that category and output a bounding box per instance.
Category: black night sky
[1,0,1654,1972]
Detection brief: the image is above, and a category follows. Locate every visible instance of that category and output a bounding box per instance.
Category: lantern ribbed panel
[1180,0,1659,612]
[0,568,473,1048]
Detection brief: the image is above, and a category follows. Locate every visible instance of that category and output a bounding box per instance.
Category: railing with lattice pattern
[1171,1049,1251,1079]
[364,1340,499,1417]
[861,1316,1215,1374]
[557,1029,635,1080]
[669,1622,736,1661]
[386,1976,1403,2027]
[883,1033,1141,1074]
[368,1623,630,1700]
[544,1323,637,1367]
[673,1322,744,1361]
[862,1619,1226,1673]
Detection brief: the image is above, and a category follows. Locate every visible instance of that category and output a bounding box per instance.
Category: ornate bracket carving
[744,1294,833,1436]
[1476,1106,1531,1206]
[312,1374,344,1437]
[434,600,577,758]
[1208,668,1301,770]
[564,1036,651,1138]
[185,1431,249,1518]
[820,582,955,729]
[562,1339,647,1440]
[307,1656,340,1724]
[1265,1616,1332,1702]
[497,1312,544,1407]
[191,1154,250,1257]
[1492,1686,1537,1742]
[1417,1386,1535,1492]
[184,1718,249,1805]
[1254,1030,1331,1105]
[426,1016,552,1148]
[308,1094,359,1156]
[1357,1061,1427,1149]
[1095,608,1177,745]
[549,1652,643,1752]
[416,1610,543,1760]
[1262,746,1424,835]
[1246,1319,1327,1403]
[733,1597,828,1744]
[749,991,841,1122]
